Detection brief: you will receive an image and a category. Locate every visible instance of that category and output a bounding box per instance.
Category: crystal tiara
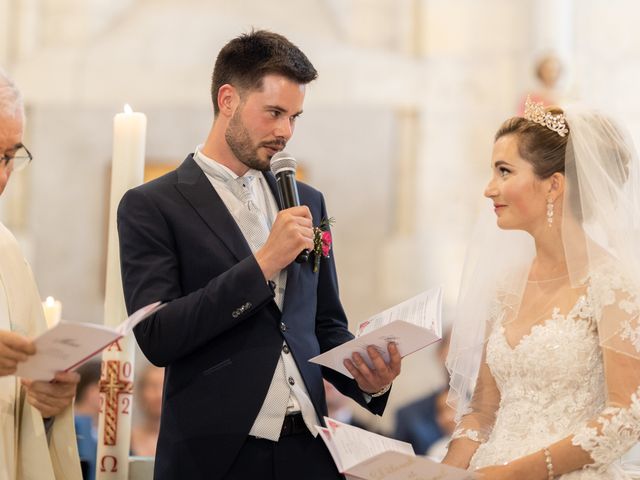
[524,95,569,137]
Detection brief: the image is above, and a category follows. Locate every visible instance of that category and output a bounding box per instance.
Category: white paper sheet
[310,287,443,378]
[15,301,163,381]
[317,418,414,473]
[316,417,477,480]
[347,450,479,480]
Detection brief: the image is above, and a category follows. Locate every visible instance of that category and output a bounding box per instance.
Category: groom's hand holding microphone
[255,151,315,281]
[255,205,314,281]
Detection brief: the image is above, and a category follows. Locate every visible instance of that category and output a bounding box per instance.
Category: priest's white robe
[0,221,82,480]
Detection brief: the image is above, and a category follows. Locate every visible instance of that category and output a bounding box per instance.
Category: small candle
[42,296,62,328]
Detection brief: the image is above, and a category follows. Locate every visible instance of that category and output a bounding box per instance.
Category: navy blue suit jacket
[117,155,389,479]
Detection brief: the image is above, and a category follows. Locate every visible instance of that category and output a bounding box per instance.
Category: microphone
[270,151,309,263]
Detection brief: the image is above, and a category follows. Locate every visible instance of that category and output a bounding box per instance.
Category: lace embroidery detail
[572,387,640,471]
[452,428,485,443]
[466,262,640,477]
[621,320,640,353]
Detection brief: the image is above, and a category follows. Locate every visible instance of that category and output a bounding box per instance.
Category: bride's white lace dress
[457,265,640,479]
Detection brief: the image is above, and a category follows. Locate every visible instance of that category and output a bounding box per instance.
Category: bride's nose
[484,179,498,198]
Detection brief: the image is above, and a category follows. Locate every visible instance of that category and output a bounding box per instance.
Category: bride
[442,98,640,479]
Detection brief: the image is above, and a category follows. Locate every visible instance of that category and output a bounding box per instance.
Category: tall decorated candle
[97,104,146,480]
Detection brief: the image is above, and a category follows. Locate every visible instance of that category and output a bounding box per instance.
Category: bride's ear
[547,172,565,201]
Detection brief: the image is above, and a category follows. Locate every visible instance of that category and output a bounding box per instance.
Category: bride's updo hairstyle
[494,106,569,180]
[495,107,632,222]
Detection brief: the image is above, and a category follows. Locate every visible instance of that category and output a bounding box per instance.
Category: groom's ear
[217,84,240,118]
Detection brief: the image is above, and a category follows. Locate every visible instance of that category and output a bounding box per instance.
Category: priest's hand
[21,371,80,418]
[343,342,401,396]
[0,330,36,376]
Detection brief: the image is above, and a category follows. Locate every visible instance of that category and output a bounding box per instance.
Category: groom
[117,30,401,480]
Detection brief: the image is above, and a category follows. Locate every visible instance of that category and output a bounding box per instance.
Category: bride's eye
[499,167,511,177]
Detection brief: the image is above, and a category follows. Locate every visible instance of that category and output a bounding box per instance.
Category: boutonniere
[312,217,335,273]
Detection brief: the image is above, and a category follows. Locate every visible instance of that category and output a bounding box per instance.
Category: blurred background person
[425,385,457,460]
[323,379,370,430]
[130,364,164,457]
[73,361,101,480]
[517,53,565,114]
[393,330,452,454]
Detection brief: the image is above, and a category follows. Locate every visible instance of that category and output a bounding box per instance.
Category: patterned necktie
[194,154,270,252]
[226,175,270,253]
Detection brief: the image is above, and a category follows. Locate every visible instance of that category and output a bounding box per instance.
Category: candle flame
[45,296,56,306]
[123,104,133,114]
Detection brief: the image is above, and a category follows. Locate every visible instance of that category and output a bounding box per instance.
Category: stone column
[532,0,574,60]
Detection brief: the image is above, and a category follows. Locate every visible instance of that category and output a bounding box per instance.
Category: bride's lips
[493,203,506,212]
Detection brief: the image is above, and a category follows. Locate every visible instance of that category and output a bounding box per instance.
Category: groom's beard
[225,110,286,172]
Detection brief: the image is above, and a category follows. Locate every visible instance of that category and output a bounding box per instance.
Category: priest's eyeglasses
[1,144,32,172]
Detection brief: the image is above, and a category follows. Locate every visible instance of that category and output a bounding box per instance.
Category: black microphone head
[270,151,297,176]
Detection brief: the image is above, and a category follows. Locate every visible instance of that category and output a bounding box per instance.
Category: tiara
[524,96,569,137]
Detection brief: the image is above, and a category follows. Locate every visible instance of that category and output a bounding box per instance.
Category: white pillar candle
[42,296,61,328]
[97,104,146,480]
[104,104,146,328]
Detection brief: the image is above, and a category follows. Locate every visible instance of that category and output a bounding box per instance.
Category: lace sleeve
[451,347,500,445]
[451,427,486,443]
[571,271,640,471]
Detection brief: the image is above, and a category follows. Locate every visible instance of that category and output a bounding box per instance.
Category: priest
[0,68,82,480]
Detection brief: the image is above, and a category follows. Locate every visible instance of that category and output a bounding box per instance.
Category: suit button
[283,345,290,354]
[288,376,295,386]
[280,322,287,332]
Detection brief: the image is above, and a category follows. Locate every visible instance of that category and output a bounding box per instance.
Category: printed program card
[16,301,164,381]
[310,287,443,378]
[316,417,477,480]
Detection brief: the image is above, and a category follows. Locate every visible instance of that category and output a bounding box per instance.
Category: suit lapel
[175,155,252,262]
[175,158,304,310]
[264,172,282,210]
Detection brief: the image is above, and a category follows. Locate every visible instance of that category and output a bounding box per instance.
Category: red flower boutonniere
[312,217,335,273]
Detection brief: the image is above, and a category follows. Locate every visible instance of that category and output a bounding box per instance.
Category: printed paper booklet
[316,417,477,480]
[16,301,164,381]
[310,287,443,378]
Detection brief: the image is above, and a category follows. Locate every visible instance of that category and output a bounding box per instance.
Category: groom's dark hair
[210,29,318,115]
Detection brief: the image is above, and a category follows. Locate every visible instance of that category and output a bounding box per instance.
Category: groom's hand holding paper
[310,286,443,380]
[344,342,401,395]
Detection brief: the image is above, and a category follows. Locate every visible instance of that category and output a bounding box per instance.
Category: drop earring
[547,198,554,227]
